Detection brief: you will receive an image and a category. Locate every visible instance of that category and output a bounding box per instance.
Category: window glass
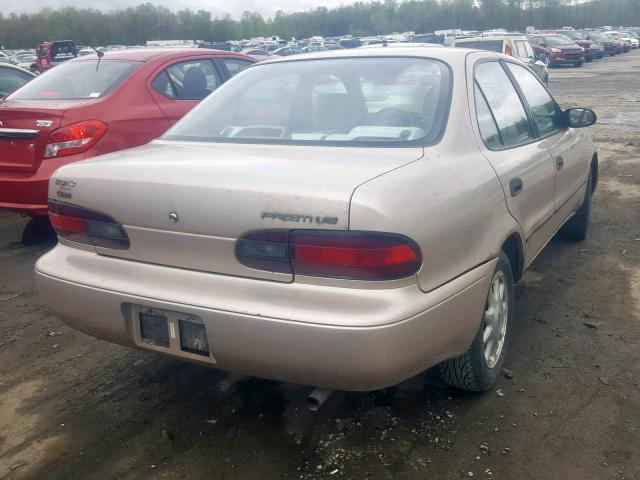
[0,68,32,96]
[515,40,534,59]
[506,63,559,137]
[8,60,139,100]
[457,40,504,53]
[165,60,221,100]
[222,58,253,77]
[475,61,534,148]
[152,71,177,99]
[164,57,451,146]
[474,82,502,149]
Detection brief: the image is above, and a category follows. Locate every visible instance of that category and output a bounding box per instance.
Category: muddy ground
[1,50,639,480]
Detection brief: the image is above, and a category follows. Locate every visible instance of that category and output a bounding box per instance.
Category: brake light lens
[49,200,130,250]
[505,44,513,57]
[45,120,107,158]
[236,230,422,281]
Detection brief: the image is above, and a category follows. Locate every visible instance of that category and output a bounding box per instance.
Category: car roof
[260,46,477,64]
[0,62,35,76]
[72,48,243,62]
[456,35,523,42]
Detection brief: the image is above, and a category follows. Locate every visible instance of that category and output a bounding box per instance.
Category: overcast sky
[2,0,361,18]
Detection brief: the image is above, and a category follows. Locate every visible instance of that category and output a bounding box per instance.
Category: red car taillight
[49,200,130,250]
[45,120,107,158]
[236,230,422,280]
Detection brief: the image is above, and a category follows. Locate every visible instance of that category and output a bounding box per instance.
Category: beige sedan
[36,47,597,393]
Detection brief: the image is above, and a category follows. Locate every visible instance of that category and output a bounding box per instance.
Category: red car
[0,49,256,215]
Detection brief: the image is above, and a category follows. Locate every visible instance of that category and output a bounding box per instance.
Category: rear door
[469,56,557,260]
[149,58,225,124]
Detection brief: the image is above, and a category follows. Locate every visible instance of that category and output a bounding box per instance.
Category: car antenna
[91,46,104,71]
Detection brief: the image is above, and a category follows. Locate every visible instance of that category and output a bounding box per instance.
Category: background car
[272,46,303,56]
[544,30,601,60]
[0,49,256,216]
[0,63,35,98]
[242,48,276,61]
[198,43,244,52]
[36,48,597,396]
[528,34,585,67]
[455,34,549,84]
[582,30,618,56]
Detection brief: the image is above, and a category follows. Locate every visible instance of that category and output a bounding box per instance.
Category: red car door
[148,57,226,125]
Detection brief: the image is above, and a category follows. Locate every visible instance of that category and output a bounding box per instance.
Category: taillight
[505,45,513,57]
[45,120,107,158]
[49,200,130,250]
[236,230,422,281]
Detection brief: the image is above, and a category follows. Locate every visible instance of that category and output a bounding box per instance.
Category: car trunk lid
[0,100,90,172]
[50,140,423,281]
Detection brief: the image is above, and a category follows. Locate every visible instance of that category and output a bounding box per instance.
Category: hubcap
[482,271,508,369]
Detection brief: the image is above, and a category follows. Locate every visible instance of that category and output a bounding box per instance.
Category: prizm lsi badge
[261,212,338,225]
[55,178,76,199]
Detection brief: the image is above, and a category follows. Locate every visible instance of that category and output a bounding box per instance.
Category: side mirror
[565,108,597,128]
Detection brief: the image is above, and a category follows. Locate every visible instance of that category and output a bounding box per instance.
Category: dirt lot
[1,51,639,480]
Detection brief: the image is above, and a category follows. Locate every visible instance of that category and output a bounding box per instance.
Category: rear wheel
[558,170,592,241]
[574,61,583,67]
[438,252,514,392]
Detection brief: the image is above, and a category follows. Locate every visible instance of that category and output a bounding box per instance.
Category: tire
[558,170,592,241]
[438,251,514,392]
[574,61,583,67]
[586,56,593,62]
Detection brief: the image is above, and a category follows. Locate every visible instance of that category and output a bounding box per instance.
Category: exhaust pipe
[307,388,333,411]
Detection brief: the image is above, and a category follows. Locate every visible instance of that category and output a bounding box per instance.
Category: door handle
[509,178,523,197]
[555,156,564,171]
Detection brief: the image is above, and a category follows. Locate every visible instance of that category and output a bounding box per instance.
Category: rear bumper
[549,54,584,65]
[36,244,495,391]
[0,154,84,215]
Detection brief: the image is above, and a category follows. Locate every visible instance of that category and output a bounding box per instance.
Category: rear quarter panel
[349,52,521,293]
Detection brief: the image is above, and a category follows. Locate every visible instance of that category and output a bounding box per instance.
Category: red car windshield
[9,60,140,100]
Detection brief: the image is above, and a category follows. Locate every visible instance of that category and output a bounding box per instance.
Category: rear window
[9,60,140,100]
[164,57,451,146]
[457,40,504,53]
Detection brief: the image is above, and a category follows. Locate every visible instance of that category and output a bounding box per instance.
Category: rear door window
[474,61,535,148]
[8,60,139,100]
[514,40,534,59]
[163,60,222,100]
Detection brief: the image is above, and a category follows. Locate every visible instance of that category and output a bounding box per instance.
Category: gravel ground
[0,50,639,480]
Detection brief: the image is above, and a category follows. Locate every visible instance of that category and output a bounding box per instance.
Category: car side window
[151,70,178,99]
[222,58,253,77]
[475,61,535,148]
[0,68,31,96]
[154,60,222,100]
[505,62,560,137]
[474,82,502,149]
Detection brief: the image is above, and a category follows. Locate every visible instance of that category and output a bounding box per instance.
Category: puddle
[0,380,66,479]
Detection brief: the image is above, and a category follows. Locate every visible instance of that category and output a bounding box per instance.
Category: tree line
[0,0,639,49]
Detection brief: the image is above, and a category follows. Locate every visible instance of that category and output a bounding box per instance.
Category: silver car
[36,48,597,393]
